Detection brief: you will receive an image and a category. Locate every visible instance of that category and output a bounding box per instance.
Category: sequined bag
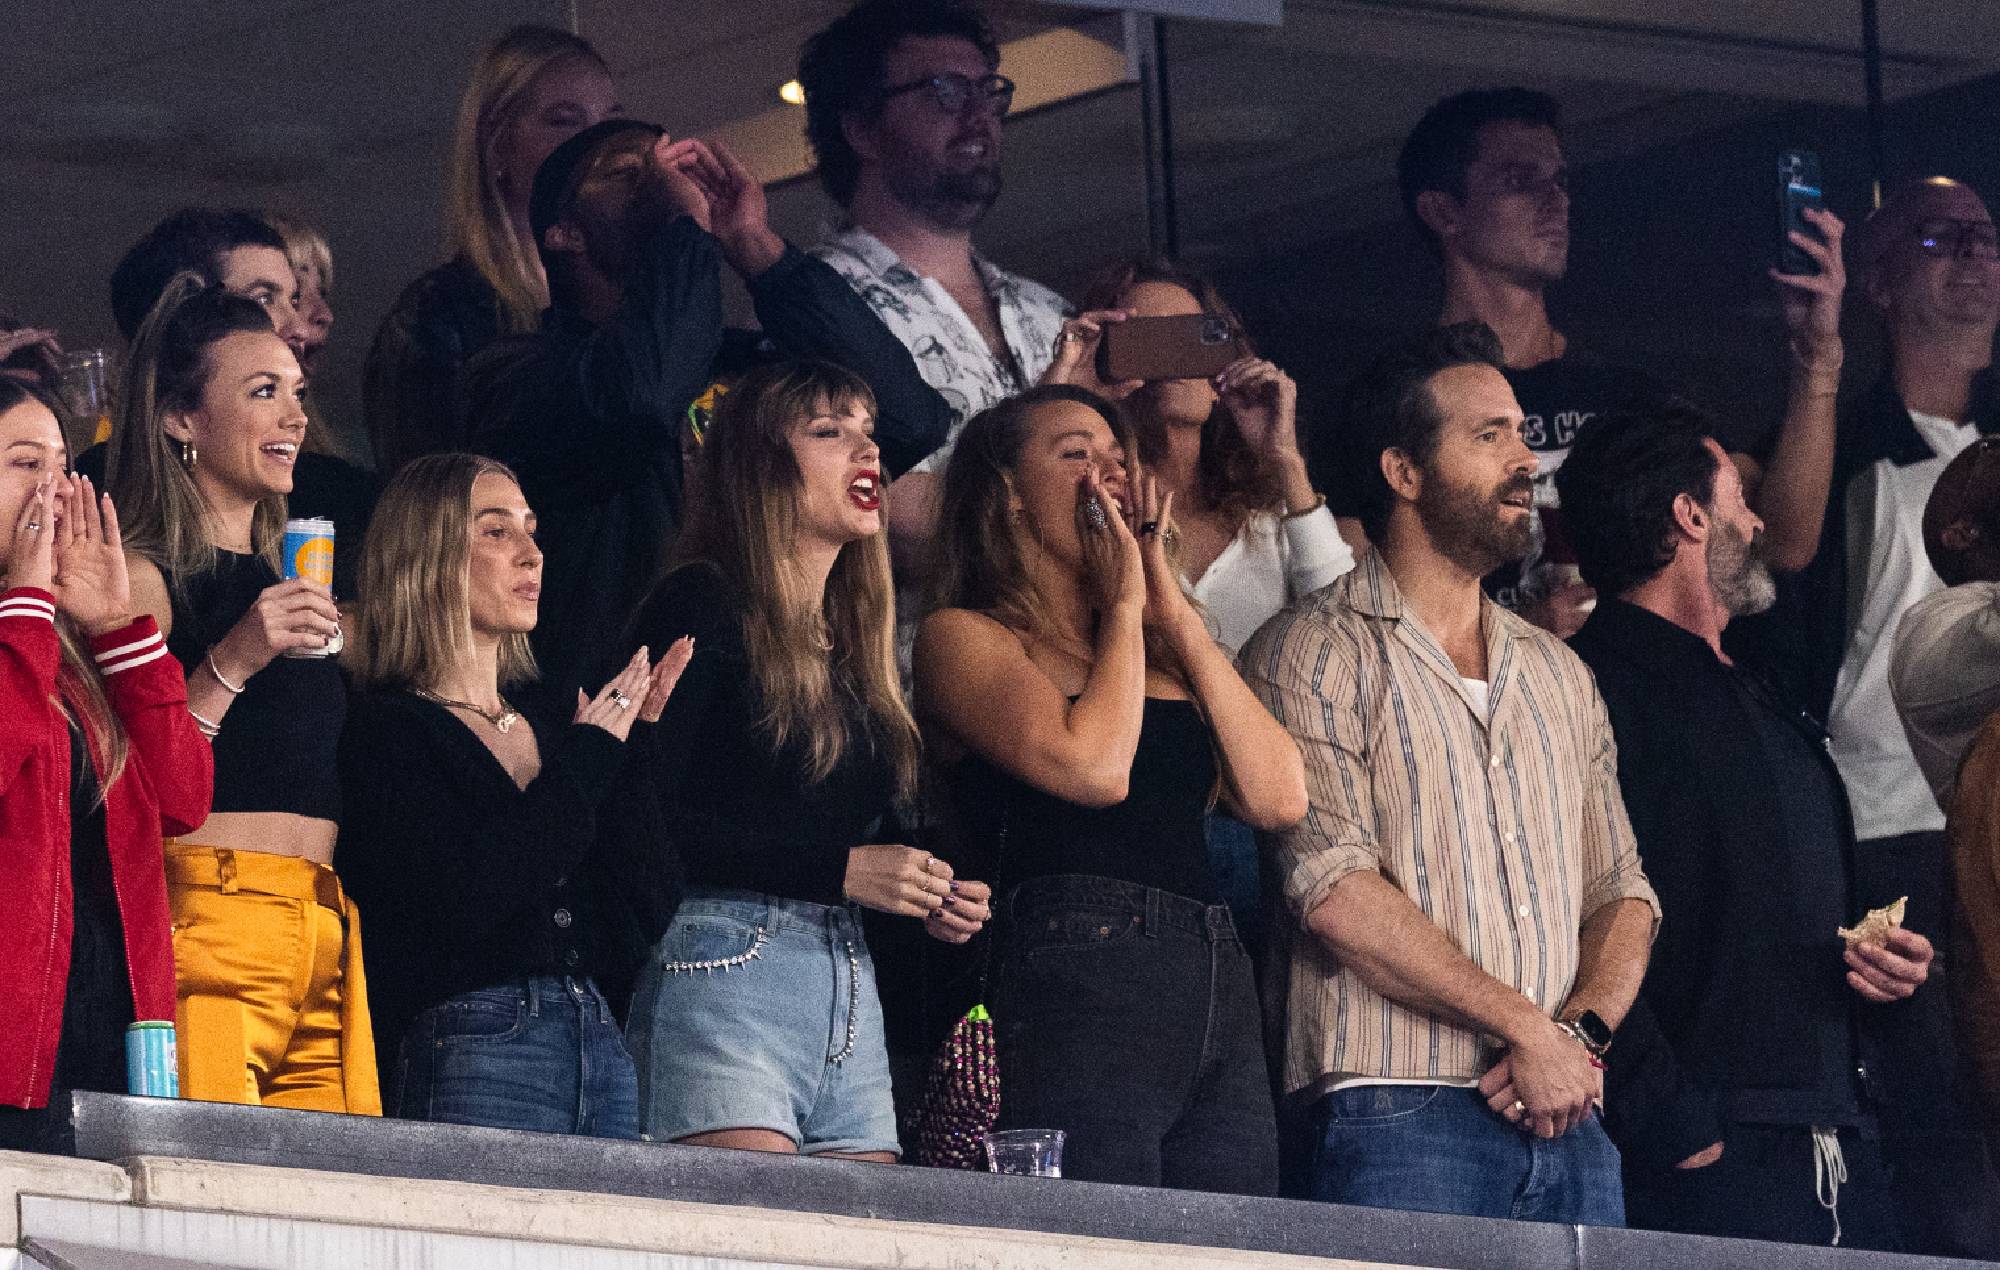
[909,809,1005,1169]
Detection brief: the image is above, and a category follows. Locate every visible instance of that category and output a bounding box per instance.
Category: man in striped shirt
[1240,322,1659,1225]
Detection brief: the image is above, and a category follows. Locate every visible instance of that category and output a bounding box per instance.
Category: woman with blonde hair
[108,278,375,1114]
[365,24,616,471]
[624,359,991,1160]
[914,384,1306,1192]
[0,380,211,1153]
[337,453,688,1135]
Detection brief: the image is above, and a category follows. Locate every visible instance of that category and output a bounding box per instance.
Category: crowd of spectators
[5,0,2000,1259]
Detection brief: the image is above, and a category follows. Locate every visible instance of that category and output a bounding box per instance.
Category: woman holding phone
[110,278,376,1114]
[0,380,212,1154]
[915,384,1306,1192]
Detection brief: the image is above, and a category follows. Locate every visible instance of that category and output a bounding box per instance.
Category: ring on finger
[1137,520,1160,537]
[1083,497,1109,531]
[1509,1099,1526,1117]
[609,689,632,709]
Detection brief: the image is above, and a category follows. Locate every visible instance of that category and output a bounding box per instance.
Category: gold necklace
[414,687,520,733]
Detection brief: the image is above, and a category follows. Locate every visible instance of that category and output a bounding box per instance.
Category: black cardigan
[337,689,680,1082]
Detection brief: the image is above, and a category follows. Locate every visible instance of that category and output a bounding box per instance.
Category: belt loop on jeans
[1144,888,1162,938]
[216,849,239,894]
[525,977,543,1018]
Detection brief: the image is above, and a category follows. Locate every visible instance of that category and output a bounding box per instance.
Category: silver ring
[609,689,632,710]
[25,522,39,532]
[1083,497,1108,531]
[1509,1099,1526,1116]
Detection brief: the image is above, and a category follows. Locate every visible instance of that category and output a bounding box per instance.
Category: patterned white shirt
[811,226,1070,473]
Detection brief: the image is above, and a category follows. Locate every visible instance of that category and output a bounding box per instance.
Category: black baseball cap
[528,119,666,246]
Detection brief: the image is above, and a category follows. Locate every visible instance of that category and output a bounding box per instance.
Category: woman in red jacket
[0,378,213,1154]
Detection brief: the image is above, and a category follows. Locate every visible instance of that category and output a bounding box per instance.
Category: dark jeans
[1856,830,2000,1259]
[1302,1085,1624,1226]
[0,895,133,1156]
[990,874,1278,1194]
[393,976,639,1140]
[1204,811,1265,955]
[1625,1122,1900,1251]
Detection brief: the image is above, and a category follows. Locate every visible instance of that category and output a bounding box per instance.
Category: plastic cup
[984,1128,1064,1177]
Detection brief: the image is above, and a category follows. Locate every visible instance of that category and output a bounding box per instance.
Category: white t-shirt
[1193,506,1354,655]
[1462,677,1491,722]
[1890,580,2000,813]
[1827,409,1981,839]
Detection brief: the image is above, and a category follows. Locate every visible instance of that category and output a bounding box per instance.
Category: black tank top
[950,697,1218,903]
[165,550,344,822]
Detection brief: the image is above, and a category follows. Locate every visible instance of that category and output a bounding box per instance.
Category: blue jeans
[393,977,639,1140]
[1303,1085,1624,1226]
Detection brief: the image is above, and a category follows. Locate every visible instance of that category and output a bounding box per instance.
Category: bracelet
[205,650,245,695]
[1283,493,1327,521]
[188,706,222,739]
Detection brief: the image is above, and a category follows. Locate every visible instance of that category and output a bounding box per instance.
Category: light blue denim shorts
[626,887,899,1157]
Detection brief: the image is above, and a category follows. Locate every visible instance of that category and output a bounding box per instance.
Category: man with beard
[464,120,951,699]
[1560,408,1935,1249]
[1239,321,1659,1224]
[799,1,1070,567]
[1384,89,1847,638]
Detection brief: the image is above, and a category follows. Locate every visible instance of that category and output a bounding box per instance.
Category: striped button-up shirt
[1239,550,1658,1098]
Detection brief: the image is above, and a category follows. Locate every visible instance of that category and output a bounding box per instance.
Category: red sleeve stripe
[0,596,56,623]
[96,630,169,677]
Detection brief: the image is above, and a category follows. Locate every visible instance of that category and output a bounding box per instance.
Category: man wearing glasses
[1780,176,2000,1258]
[798,1,1070,571]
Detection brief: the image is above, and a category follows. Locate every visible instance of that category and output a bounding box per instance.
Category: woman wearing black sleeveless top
[915,386,1307,1193]
[109,280,377,1113]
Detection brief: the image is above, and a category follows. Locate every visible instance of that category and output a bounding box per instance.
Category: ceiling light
[779,80,806,106]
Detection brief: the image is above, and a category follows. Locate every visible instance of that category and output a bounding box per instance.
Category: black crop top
[165,550,344,822]
[949,697,1218,904]
[628,562,898,907]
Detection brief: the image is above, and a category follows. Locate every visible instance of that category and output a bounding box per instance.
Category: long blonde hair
[351,453,536,692]
[929,385,1189,675]
[109,275,287,585]
[0,378,128,801]
[673,361,919,801]
[443,24,606,333]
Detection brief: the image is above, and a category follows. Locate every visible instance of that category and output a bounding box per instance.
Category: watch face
[1575,1011,1613,1048]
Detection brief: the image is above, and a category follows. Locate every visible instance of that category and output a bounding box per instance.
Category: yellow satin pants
[164,844,381,1115]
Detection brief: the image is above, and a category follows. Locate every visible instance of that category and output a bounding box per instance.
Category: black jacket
[1571,599,1875,1170]
[364,256,505,474]
[465,216,953,700]
[337,690,678,1096]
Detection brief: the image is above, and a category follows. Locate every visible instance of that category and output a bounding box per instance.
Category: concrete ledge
[0,1153,129,1245]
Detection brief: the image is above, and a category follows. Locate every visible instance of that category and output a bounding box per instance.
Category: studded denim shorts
[625,887,898,1156]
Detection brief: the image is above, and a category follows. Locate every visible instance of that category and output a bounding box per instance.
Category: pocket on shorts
[659,911,769,974]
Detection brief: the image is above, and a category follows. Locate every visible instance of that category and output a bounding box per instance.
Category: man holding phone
[1386,89,1846,638]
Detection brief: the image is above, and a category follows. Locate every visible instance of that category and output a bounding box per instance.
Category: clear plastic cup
[984,1128,1065,1177]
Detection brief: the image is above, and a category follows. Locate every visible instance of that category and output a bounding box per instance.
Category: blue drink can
[125,1021,180,1098]
[281,517,339,657]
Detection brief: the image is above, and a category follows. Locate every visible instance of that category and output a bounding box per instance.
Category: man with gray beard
[1562,408,1933,1250]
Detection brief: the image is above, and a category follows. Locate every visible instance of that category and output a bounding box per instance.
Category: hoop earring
[180,440,197,470]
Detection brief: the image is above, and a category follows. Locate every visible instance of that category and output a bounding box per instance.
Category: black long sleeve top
[1569,599,1877,1170]
[465,217,953,702]
[364,256,506,473]
[627,562,898,907]
[336,690,679,1083]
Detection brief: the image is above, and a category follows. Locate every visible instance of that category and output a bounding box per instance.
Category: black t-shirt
[1491,351,1686,609]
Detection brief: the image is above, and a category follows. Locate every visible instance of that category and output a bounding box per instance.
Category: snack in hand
[1838,896,1907,949]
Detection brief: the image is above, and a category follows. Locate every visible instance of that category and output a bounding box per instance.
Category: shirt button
[563,949,580,969]
[1489,755,1502,770]
[552,908,573,929]
[1516,904,1530,918]
[1502,833,1516,847]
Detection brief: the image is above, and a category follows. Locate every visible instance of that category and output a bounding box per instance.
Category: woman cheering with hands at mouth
[0,379,212,1154]
[915,385,1306,1193]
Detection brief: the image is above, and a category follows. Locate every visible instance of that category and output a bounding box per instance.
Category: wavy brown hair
[350,452,537,692]
[444,24,607,332]
[673,360,918,801]
[1079,256,1284,526]
[108,275,287,586]
[0,378,128,801]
